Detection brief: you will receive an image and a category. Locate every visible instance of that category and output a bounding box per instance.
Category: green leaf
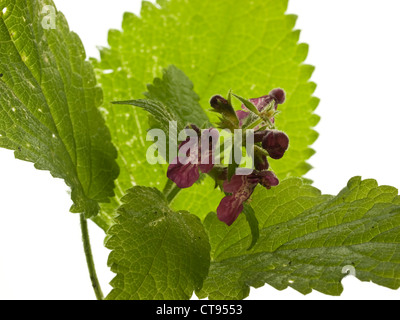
[92,0,319,225]
[197,177,400,300]
[113,65,209,132]
[144,65,210,129]
[96,65,211,229]
[105,186,211,300]
[170,175,224,221]
[112,98,180,161]
[0,0,118,218]
[113,99,179,134]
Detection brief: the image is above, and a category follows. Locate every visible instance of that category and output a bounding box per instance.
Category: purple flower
[217,175,259,226]
[167,127,219,188]
[217,171,279,226]
[236,89,286,126]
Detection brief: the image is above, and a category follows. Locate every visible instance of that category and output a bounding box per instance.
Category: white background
[0,0,399,300]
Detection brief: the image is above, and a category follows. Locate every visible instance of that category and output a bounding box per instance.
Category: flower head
[166,88,289,228]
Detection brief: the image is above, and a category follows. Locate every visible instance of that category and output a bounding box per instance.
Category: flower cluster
[167,89,290,226]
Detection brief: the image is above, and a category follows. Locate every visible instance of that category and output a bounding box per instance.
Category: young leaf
[114,65,209,132]
[105,186,211,300]
[112,99,180,143]
[232,94,261,116]
[0,0,119,218]
[197,177,400,299]
[144,65,210,129]
[92,0,319,220]
[96,65,211,229]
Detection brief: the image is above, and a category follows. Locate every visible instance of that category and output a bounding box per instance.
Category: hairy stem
[80,214,104,300]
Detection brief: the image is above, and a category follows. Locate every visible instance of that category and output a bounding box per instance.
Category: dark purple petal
[218,176,258,225]
[237,95,275,127]
[259,171,279,189]
[218,173,270,225]
[210,95,229,112]
[198,163,214,174]
[262,130,289,160]
[198,148,215,173]
[217,195,244,226]
[254,130,268,143]
[223,175,246,193]
[167,160,200,188]
[236,110,249,127]
[249,95,273,112]
[168,125,220,188]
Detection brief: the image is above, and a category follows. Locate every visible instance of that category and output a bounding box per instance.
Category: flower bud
[259,171,279,189]
[262,130,289,160]
[210,95,230,112]
[269,88,286,105]
[210,95,239,130]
